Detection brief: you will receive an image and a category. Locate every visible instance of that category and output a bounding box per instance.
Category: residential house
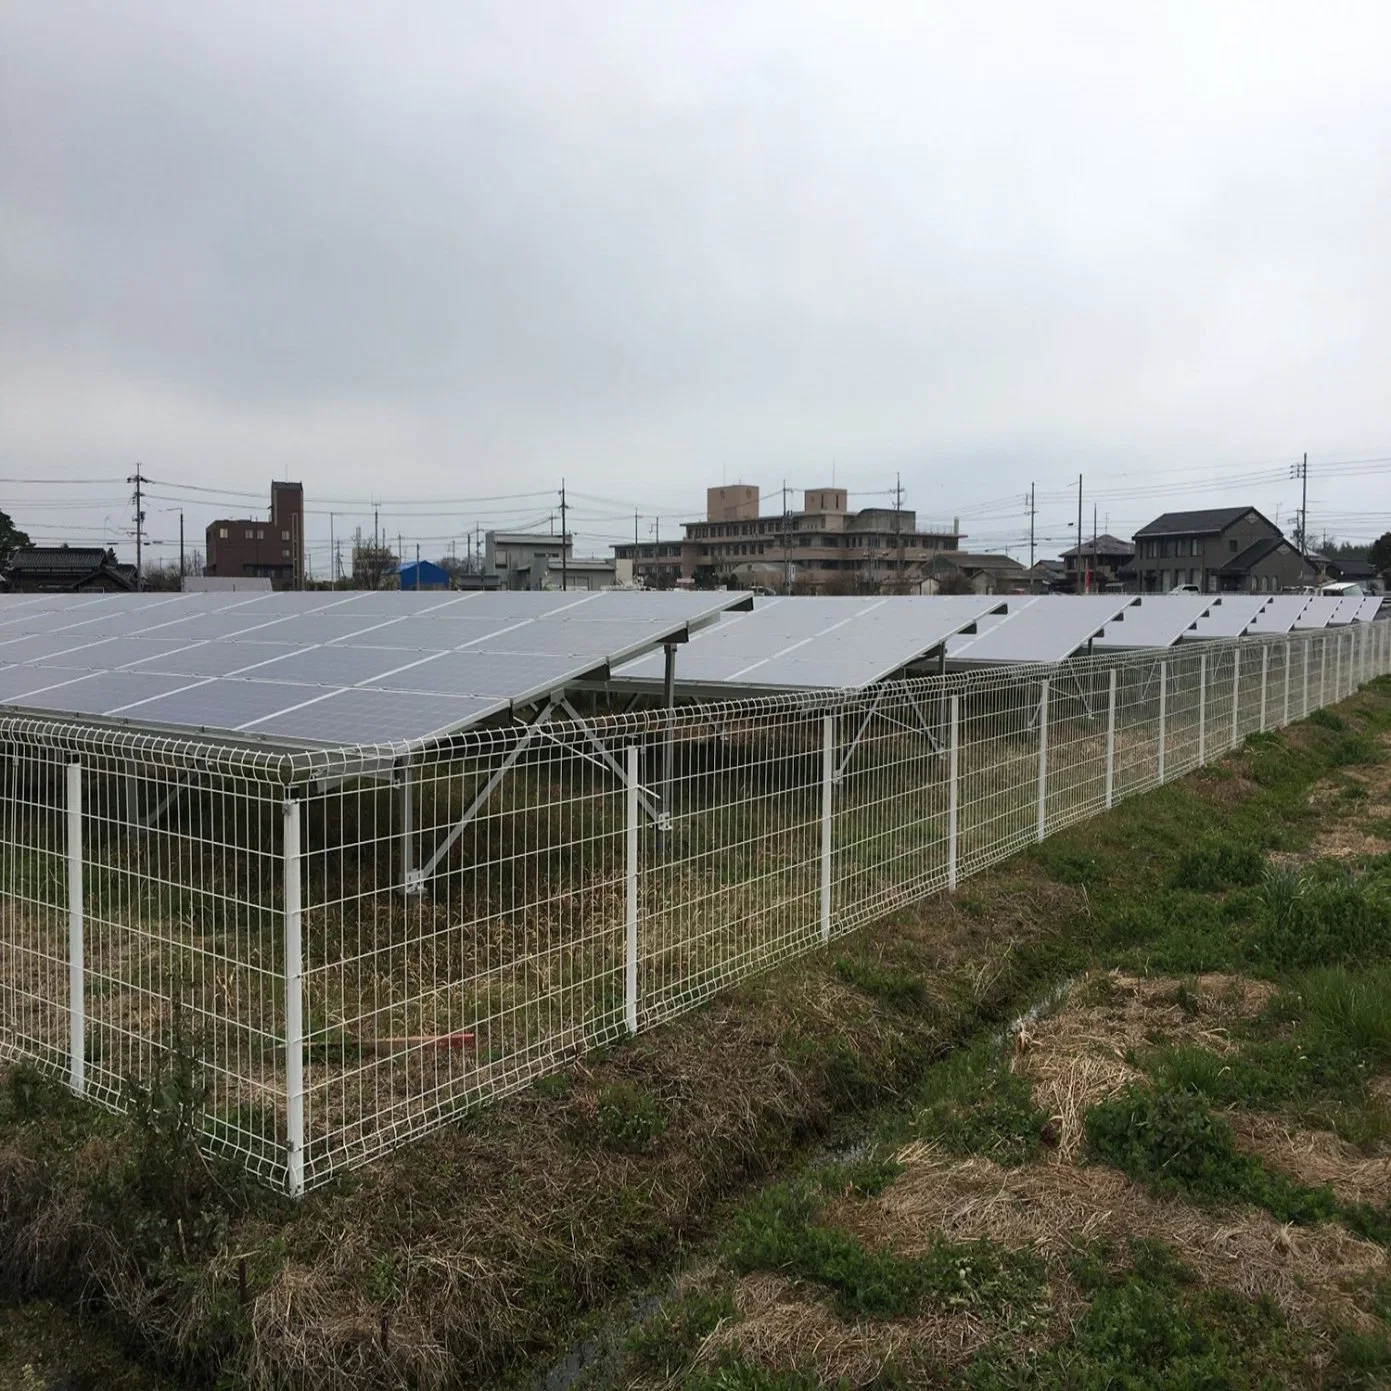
[485,530,571,590]
[1131,507,1313,594]
[930,552,1028,595]
[3,546,136,593]
[1061,534,1134,592]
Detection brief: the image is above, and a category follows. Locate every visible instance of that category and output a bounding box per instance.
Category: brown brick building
[205,482,305,586]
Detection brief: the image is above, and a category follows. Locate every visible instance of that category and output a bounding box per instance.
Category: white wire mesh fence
[0,622,1387,1192]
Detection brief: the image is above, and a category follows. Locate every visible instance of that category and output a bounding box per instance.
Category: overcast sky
[3,0,1389,573]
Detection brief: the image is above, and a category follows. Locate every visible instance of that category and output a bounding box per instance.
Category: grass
[1082,1083,1390,1236]
[723,1179,1045,1320]
[968,1238,1316,1390]
[2,676,1390,1389]
[904,1038,1053,1165]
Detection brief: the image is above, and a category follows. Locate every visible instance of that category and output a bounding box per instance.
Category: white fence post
[947,695,960,889]
[1036,678,1049,843]
[820,715,833,944]
[283,798,305,1199]
[399,763,420,895]
[1335,633,1343,702]
[1259,645,1268,732]
[1282,640,1291,727]
[1320,635,1327,708]
[1231,647,1241,749]
[1302,636,1309,716]
[66,761,84,1098]
[1198,653,1207,764]
[625,746,639,1033]
[1105,669,1117,808]
[1157,662,1167,783]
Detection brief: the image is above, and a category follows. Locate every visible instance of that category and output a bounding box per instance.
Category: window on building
[218,527,228,539]
[282,530,290,541]
[282,548,290,559]
[1230,539,1239,551]
[1191,538,1200,556]
[245,530,254,541]
[1160,570,1170,590]
[257,529,265,540]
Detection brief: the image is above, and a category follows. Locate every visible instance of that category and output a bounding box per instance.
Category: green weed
[909,1040,1051,1166]
[969,1237,1307,1390]
[1084,1084,1391,1240]
[723,1182,1044,1320]
[625,1282,738,1377]
[832,953,928,1011]
[596,1082,667,1154]
[1168,837,1265,893]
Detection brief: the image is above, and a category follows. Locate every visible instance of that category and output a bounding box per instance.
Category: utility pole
[560,478,568,592]
[127,463,145,590]
[1291,453,1309,555]
[178,510,184,580]
[1075,473,1083,595]
[893,472,904,588]
[1092,503,1098,594]
[374,505,379,549]
[329,513,335,583]
[1028,483,1036,570]
[784,478,795,592]
[415,542,420,590]
[634,510,640,548]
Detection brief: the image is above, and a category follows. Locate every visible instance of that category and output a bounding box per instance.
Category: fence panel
[0,627,1386,1191]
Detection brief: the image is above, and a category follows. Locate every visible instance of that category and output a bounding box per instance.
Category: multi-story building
[614,486,961,590]
[205,481,305,586]
[609,540,685,589]
[1131,507,1314,594]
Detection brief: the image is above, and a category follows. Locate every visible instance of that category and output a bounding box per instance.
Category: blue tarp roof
[396,559,450,587]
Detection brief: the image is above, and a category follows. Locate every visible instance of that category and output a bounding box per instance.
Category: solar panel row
[614,594,1008,689]
[0,589,747,747]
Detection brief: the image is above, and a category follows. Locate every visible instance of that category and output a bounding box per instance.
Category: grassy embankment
[2,677,1390,1389]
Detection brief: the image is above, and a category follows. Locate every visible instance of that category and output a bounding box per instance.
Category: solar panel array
[0,589,746,747]
[613,594,1008,690]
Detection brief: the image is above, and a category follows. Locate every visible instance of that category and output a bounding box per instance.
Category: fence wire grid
[1,621,1387,1192]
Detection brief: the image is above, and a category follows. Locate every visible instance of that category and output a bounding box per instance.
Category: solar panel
[1292,596,1342,629]
[1330,595,1366,625]
[1243,595,1314,635]
[947,595,1139,664]
[0,589,748,748]
[612,595,1008,690]
[1183,595,1272,639]
[1093,594,1215,649]
[1355,596,1385,623]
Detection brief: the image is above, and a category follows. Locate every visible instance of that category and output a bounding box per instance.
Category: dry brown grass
[1228,1113,1391,1209]
[837,1147,1386,1336]
[692,1270,1060,1389]
[1011,971,1276,1160]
